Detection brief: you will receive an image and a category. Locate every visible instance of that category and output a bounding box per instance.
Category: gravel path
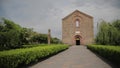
[30,45,112,68]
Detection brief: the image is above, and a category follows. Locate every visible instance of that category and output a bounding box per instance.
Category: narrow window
[76,20,79,27]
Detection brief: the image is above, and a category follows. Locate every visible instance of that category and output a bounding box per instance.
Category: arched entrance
[75,35,81,45]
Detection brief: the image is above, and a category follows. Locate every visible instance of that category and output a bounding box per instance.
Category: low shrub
[22,44,46,48]
[87,45,120,65]
[0,44,69,68]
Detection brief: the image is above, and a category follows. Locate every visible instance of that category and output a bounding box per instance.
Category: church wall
[62,10,94,45]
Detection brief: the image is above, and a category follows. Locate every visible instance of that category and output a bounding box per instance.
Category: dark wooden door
[76,40,80,45]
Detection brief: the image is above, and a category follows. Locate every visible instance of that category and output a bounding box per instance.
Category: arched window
[76,20,80,27]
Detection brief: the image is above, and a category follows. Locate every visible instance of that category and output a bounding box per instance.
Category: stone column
[48,29,51,44]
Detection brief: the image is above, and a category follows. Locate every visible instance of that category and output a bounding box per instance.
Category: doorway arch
[75,35,81,45]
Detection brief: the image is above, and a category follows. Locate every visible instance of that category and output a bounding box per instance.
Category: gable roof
[62,10,93,20]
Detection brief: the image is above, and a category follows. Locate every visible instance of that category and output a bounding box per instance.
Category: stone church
[62,10,94,45]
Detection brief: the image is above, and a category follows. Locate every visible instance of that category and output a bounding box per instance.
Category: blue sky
[0,0,120,39]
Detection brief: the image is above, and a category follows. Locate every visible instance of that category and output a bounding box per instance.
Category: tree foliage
[51,37,62,44]
[0,18,22,50]
[31,33,48,44]
[95,20,120,45]
[0,18,62,50]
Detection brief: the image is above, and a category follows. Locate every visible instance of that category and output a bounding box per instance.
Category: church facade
[62,10,94,45]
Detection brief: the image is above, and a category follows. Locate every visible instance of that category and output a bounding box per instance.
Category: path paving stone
[30,46,112,68]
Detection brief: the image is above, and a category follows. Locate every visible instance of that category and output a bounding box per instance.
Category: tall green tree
[20,28,35,44]
[0,18,22,50]
[0,18,62,50]
[96,20,120,45]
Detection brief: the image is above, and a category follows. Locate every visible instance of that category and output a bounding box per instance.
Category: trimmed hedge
[87,45,120,65]
[0,44,69,68]
[22,44,47,48]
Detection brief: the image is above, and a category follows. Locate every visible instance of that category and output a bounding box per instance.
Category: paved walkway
[30,46,112,68]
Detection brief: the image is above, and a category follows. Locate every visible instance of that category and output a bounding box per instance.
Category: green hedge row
[22,44,47,48]
[87,45,120,65]
[0,44,69,68]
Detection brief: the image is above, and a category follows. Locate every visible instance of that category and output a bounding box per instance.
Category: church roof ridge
[62,10,93,20]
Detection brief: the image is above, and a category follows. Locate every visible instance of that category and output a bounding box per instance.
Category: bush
[87,45,120,65]
[0,44,69,68]
[22,44,46,48]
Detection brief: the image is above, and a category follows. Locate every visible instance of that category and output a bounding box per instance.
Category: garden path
[30,45,112,68]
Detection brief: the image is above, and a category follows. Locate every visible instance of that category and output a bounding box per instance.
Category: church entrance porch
[76,39,80,45]
[75,35,81,45]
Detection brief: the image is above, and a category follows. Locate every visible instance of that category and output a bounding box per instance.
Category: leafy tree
[95,20,120,45]
[51,37,62,44]
[112,20,120,30]
[20,28,35,44]
[0,18,22,50]
[0,18,62,50]
[31,33,48,44]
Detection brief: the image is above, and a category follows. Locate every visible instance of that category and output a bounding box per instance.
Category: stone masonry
[62,10,94,45]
